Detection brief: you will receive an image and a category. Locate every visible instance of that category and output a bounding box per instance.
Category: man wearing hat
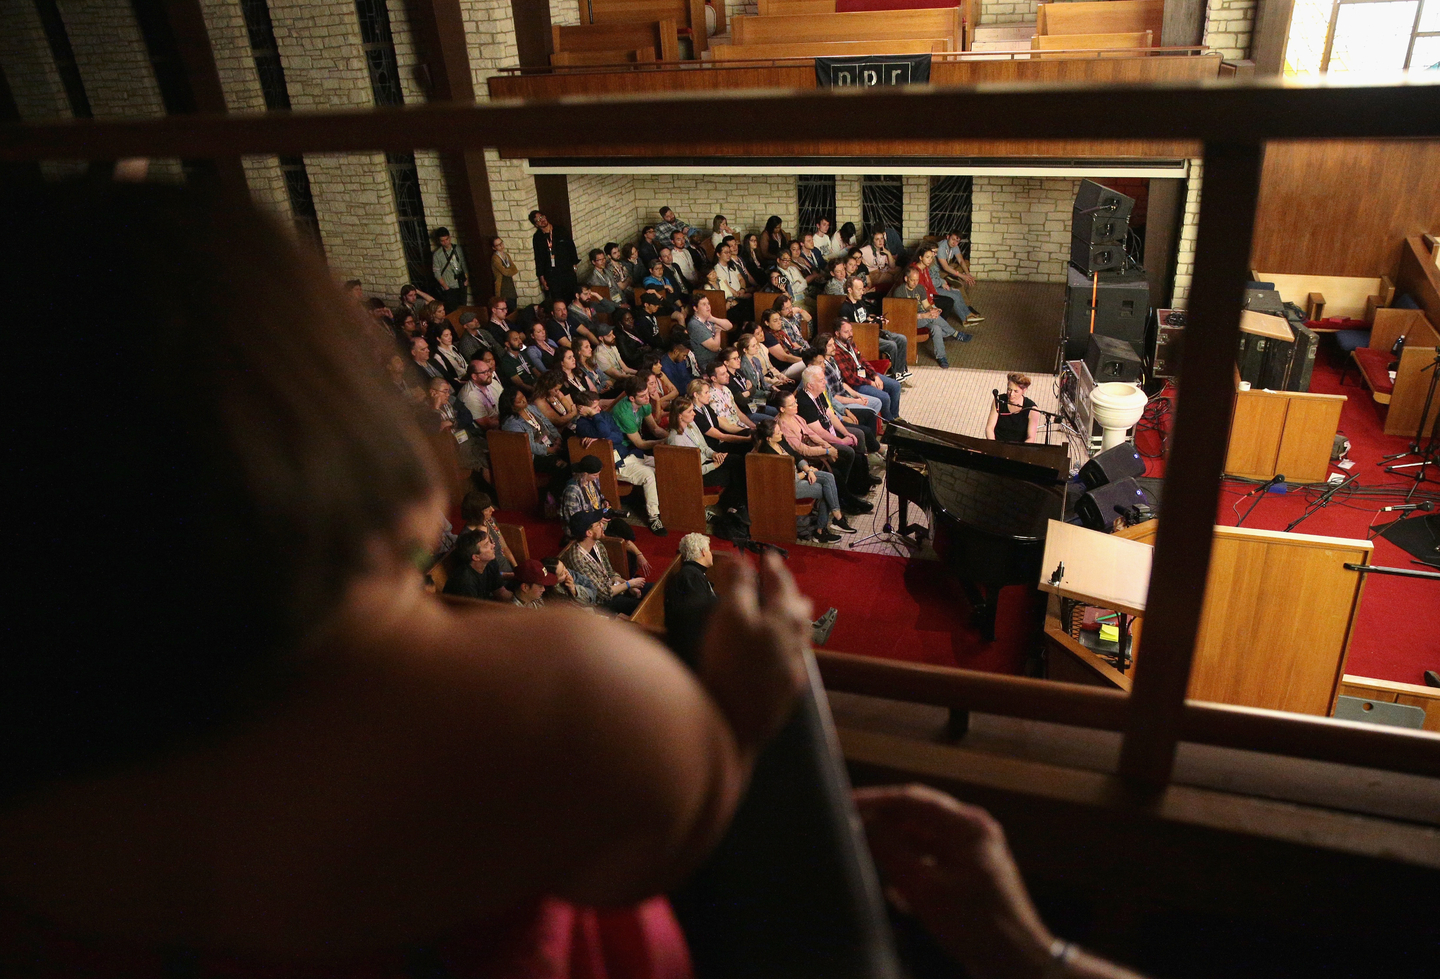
[456,310,502,362]
[560,452,661,565]
[511,559,558,609]
[633,291,667,349]
[559,510,649,616]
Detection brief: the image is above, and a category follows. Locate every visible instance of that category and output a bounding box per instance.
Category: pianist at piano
[985,373,1043,444]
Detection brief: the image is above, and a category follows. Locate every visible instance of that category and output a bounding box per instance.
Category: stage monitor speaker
[1070,237,1125,274]
[1072,210,1128,244]
[1064,266,1151,359]
[1259,330,1294,390]
[1076,477,1152,532]
[1243,287,1285,318]
[1080,442,1146,490]
[1073,179,1135,226]
[1236,333,1270,387]
[1085,334,1144,384]
[1287,322,1318,392]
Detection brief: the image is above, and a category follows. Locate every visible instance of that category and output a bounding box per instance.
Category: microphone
[1247,474,1286,495]
[1381,501,1435,512]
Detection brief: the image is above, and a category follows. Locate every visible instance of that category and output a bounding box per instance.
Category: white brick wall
[969,176,1078,282]
[570,173,639,257]
[902,175,929,243]
[460,0,520,98]
[1171,157,1203,307]
[835,174,863,238]
[1202,0,1255,61]
[488,151,544,302]
[269,0,407,296]
[550,0,582,28]
[633,174,798,241]
[0,0,72,122]
[979,0,1039,26]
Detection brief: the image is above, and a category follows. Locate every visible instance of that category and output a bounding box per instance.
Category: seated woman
[666,396,747,509]
[427,322,469,387]
[531,370,580,434]
[758,215,790,263]
[460,489,518,578]
[986,371,1043,444]
[640,350,680,427]
[499,384,571,479]
[752,418,851,544]
[859,229,897,294]
[686,378,754,452]
[523,321,561,374]
[736,330,791,397]
[422,298,449,333]
[558,344,599,401]
[2,181,814,979]
[739,233,766,285]
[574,336,616,399]
[618,242,641,284]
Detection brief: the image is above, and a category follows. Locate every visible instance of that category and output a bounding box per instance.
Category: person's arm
[855,785,1149,979]
[984,402,1000,440]
[699,331,722,353]
[656,375,678,409]
[768,342,800,366]
[1027,407,1043,444]
[433,250,449,286]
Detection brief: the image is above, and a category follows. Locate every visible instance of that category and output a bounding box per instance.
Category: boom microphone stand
[1381,348,1440,502]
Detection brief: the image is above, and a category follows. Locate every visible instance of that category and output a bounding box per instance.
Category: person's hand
[806,470,817,484]
[698,553,810,752]
[635,551,654,576]
[714,452,728,466]
[854,785,1054,979]
[827,446,838,460]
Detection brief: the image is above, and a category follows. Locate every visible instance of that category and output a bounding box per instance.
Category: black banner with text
[814,54,931,88]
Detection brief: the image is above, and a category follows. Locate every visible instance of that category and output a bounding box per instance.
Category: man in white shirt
[776,252,812,309]
[812,217,836,259]
[458,357,504,428]
[669,230,700,287]
[714,241,754,321]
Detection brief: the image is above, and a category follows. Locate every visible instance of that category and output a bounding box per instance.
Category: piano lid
[883,420,1069,485]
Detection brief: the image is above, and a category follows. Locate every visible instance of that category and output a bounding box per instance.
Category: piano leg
[959,582,1001,642]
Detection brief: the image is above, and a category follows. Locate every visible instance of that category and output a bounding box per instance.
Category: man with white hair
[664,533,717,667]
[797,365,875,505]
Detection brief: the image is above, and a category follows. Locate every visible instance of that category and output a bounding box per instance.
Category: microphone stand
[1285,471,1359,532]
[1236,475,1282,527]
[1381,349,1439,502]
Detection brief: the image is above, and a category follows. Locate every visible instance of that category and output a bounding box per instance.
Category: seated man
[775,252,812,310]
[663,532,717,669]
[834,319,903,419]
[442,529,512,603]
[593,325,636,386]
[456,310,502,362]
[668,230,703,288]
[793,367,878,507]
[807,343,883,455]
[486,297,513,341]
[655,205,701,244]
[499,329,537,394]
[580,248,626,316]
[561,453,663,570]
[559,511,649,617]
[611,374,669,448]
[705,362,760,435]
[840,275,909,379]
[822,257,849,296]
[573,390,665,536]
[713,239,755,322]
[543,298,597,351]
[659,248,692,301]
[510,558,558,609]
[892,263,967,369]
[686,295,734,374]
[917,243,980,327]
[662,336,699,393]
[936,229,983,317]
[813,217,837,259]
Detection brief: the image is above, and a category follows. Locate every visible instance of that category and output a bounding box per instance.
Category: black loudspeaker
[1153,320,1185,378]
[1073,179,1135,226]
[1085,334,1143,384]
[1077,477,1152,532]
[1079,442,1146,490]
[1243,287,1285,317]
[1236,333,1270,387]
[1259,331,1293,390]
[1072,210,1128,244]
[1064,266,1151,359]
[1287,322,1318,392]
[1070,238,1125,274]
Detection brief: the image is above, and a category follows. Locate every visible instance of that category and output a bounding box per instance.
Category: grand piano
[883,421,1071,641]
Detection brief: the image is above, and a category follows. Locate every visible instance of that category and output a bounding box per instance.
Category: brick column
[269,0,407,296]
[1171,157,1204,307]
[902,174,929,246]
[1202,0,1256,61]
[835,174,863,238]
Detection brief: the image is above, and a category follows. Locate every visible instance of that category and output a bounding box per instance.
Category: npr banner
[814,54,931,88]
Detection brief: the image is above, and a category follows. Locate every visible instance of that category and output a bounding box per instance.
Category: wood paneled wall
[1251,140,1440,278]
[486,54,1218,160]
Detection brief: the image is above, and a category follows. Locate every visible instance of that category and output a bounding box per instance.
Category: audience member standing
[530,210,579,302]
[432,228,469,311]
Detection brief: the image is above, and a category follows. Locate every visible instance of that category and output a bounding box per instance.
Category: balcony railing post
[1117,140,1267,788]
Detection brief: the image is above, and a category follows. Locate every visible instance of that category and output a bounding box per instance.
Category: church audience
[499,385,570,480]
[559,511,649,616]
[754,418,849,544]
[442,528,512,603]
[666,397,747,510]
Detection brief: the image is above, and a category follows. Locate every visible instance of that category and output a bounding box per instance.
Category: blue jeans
[926,315,961,364]
[797,470,840,529]
[859,375,901,420]
[879,330,908,373]
[935,286,970,320]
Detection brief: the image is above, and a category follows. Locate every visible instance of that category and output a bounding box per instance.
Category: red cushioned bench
[1342,307,1440,436]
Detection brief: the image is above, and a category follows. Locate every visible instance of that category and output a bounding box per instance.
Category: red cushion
[1352,347,1396,395]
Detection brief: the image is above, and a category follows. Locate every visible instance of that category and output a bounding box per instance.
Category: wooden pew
[731,8,963,51]
[851,321,881,361]
[497,522,531,564]
[757,0,835,14]
[711,38,951,61]
[582,0,707,54]
[753,291,786,324]
[1339,675,1440,734]
[1250,269,1390,322]
[487,429,539,512]
[1036,0,1163,39]
[428,431,470,509]
[567,436,634,509]
[654,443,720,536]
[552,20,680,63]
[552,47,656,67]
[746,450,815,543]
[1031,31,1152,56]
[699,289,729,325]
[881,295,920,358]
[629,553,684,635]
[815,293,845,334]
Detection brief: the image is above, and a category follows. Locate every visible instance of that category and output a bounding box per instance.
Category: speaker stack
[1074,443,1154,533]
[1062,180,1151,365]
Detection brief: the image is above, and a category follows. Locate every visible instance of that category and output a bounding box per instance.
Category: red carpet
[1137,349,1439,685]
[490,346,1436,687]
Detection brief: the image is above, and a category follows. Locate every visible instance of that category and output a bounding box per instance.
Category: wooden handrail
[816,651,1440,778]
[494,45,1214,74]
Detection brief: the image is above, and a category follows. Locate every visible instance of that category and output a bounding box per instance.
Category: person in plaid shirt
[834,319,902,421]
